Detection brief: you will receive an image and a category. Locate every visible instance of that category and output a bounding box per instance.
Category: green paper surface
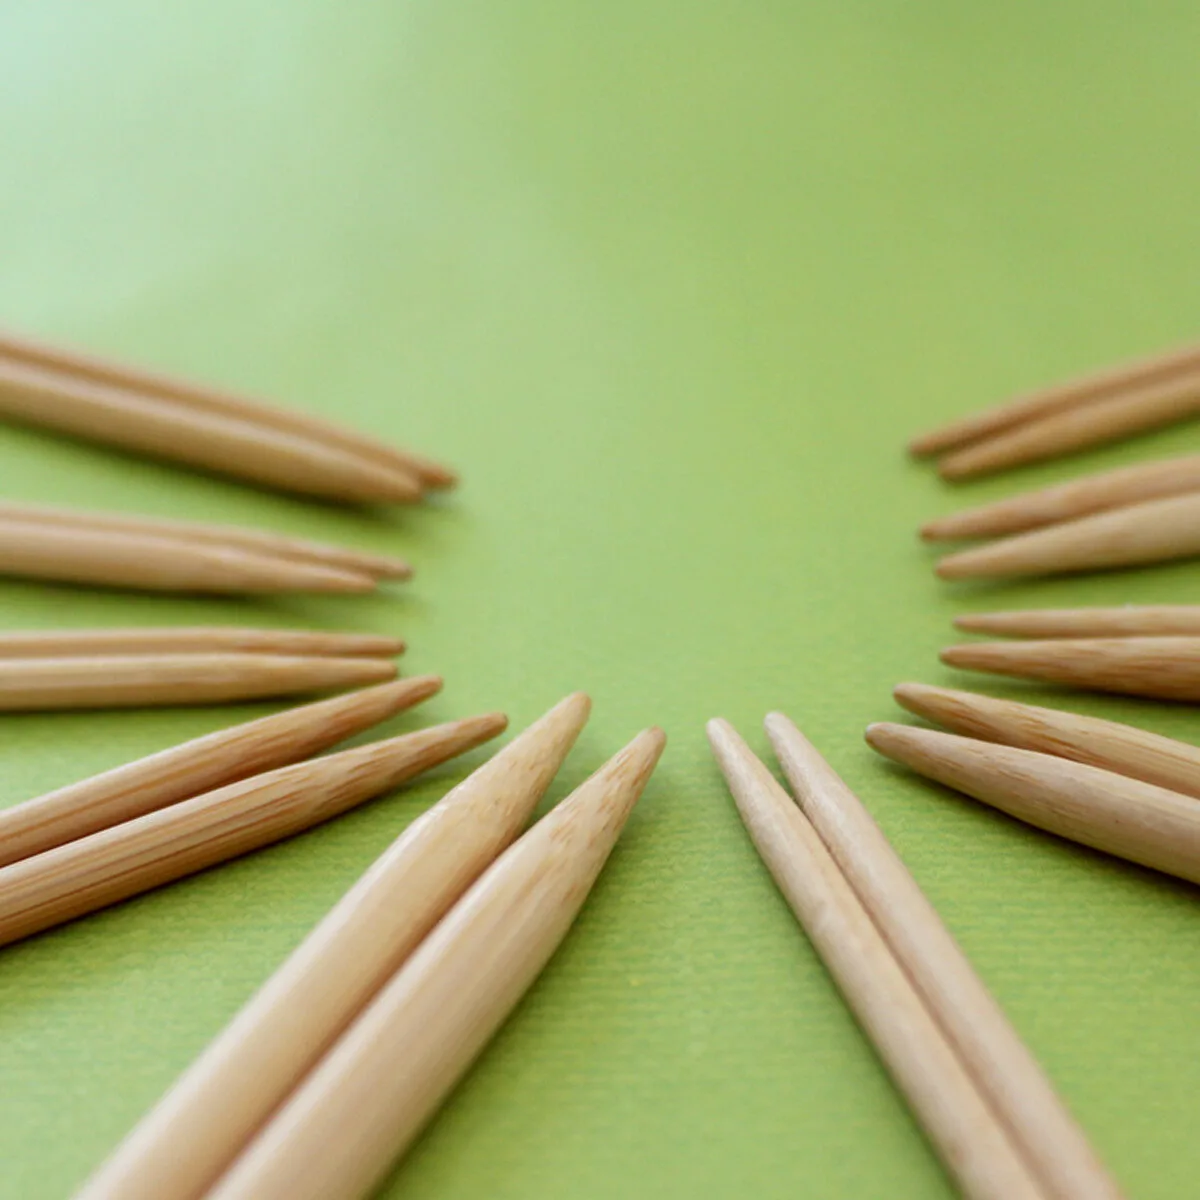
[1,3,1200,1196]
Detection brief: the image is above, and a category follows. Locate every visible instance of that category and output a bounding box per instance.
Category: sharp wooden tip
[568,726,666,822]
[705,717,738,750]
[381,674,443,701]
[940,644,1001,671]
[378,560,414,582]
[864,722,905,753]
[624,726,668,766]
[493,692,593,763]
[892,681,967,719]
[893,681,931,706]
[934,553,972,580]
[471,712,509,738]
[379,471,427,505]
[762,710,806,751]
[907,431,942,458]
[311,567,381,594]
[362,656,402,678]
[936,454,979,482]
[419,464,459,491]
[559,691,593,718]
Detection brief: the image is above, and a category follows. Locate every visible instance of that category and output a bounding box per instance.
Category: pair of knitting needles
[708,714,1120,1200]
[0,328,455,503]
[0,678,511,945]
[929,480,1200,581]
[0,625,409,710]
[870,683,1200,888]
[934,603,1200,702]
[0,501,411,594]
[910,339,1200,479]
[78,694,664,1200]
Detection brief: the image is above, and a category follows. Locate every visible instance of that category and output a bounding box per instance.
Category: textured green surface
[1,3,1200,1197]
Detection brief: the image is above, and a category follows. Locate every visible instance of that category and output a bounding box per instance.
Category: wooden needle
[0,712,506,949]
[206,726,664,1200]
[0,517,377,594]
[0,501,413,581]
[0,677,440,869]
[894,682,1200,801]
[0,327,456,491]
[0,359,423,505]
[908,343,1200,457]
[941,636,1200,702]
[866,723,1200,886]
[78,693,590,1200]
[708,720,1047,1200]
[0,627,406,659]
[764,713,1120,1200]
[921,453,1200,542]
[0,653,399,710]
[954,606,1200,640]
[937,371,1200,481]
[936,493,1200,580]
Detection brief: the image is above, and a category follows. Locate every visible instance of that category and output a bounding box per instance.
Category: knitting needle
[894,682,1200,801]
[764,713,1120,1200]
[936,493,1200,580]
[941,636,1200,702]
[0,501,413,581]
[0,517,377,593]
[206,727,664,1200]
[708,720,1046,1200]
[0,359,423,505]
[0,628,406,659]
[0,652,399,710]
[0,677,440,869]
[0,327,456,491]
[955,606,1200,639]
[908,343,1200,457]
[937,372,1200,481]
[0,712,506,948]
[921,453,1200,542]
[866,723,1200,886]
[78,693,589,1200]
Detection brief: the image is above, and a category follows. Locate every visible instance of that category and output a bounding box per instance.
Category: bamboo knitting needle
[908,343,1200,457]
[894,682,1200,801]
[938,371,1200,481]
[0,712,506,948]
[0,653,399,710]
[866,723,1200,886]
[921,453,1200,542]
[0,328,456,491]
[955,606,1200,639]
[78,693,590,1200]
[0,359,423,505]
[0,518,377,593]
[0,677,440,869]
[0,627,406,660]
[936,493,1200,580]
[207,727,664,1200]
[764,713,1119,1200]
[0,501,413,581]
[941,637,1200,702]
[708,720,1046,1200]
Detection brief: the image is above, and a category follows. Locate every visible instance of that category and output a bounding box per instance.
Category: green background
[0,3,1199,1196]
